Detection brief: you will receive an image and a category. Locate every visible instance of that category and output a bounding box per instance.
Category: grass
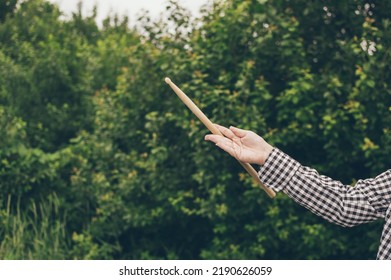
[0,193,69,259]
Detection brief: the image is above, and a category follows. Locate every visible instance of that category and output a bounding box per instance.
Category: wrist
[258,144,274,165]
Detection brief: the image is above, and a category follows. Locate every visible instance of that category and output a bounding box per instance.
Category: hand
[204,124,274,165]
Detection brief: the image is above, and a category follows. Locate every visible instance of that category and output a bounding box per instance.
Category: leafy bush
[0,0,389,259]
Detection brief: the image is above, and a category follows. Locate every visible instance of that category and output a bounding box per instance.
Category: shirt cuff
[258,148,301,192]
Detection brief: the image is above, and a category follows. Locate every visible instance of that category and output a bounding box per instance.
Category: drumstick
[165,77,276,198]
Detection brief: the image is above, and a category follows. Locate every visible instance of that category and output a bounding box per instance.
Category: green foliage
[0,0,18,23]
[0,0,389,259]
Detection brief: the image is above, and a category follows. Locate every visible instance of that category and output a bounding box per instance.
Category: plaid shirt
[258,148,391,260]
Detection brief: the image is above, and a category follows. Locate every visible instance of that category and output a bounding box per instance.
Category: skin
[204,124,274,166]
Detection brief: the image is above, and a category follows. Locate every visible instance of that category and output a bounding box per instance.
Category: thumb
[229,126,247,137]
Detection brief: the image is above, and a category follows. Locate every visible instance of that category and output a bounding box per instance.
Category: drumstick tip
[164,77,171,84]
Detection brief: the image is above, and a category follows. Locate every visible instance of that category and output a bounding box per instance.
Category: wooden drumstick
[165,77,276,199]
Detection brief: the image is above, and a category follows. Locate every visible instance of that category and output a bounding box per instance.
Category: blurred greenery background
[0,0,390,259]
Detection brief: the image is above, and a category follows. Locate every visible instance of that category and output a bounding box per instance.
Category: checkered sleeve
[258,148,386,227]
[377,207,391,259]
[259,148,391,259]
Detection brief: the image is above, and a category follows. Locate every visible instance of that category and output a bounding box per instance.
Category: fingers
[215,141,236,157]
[205,134,237,158]
[205,124,246,144]
[214,124,235,139]
[229,126,247,137]
[204,134,223,143]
